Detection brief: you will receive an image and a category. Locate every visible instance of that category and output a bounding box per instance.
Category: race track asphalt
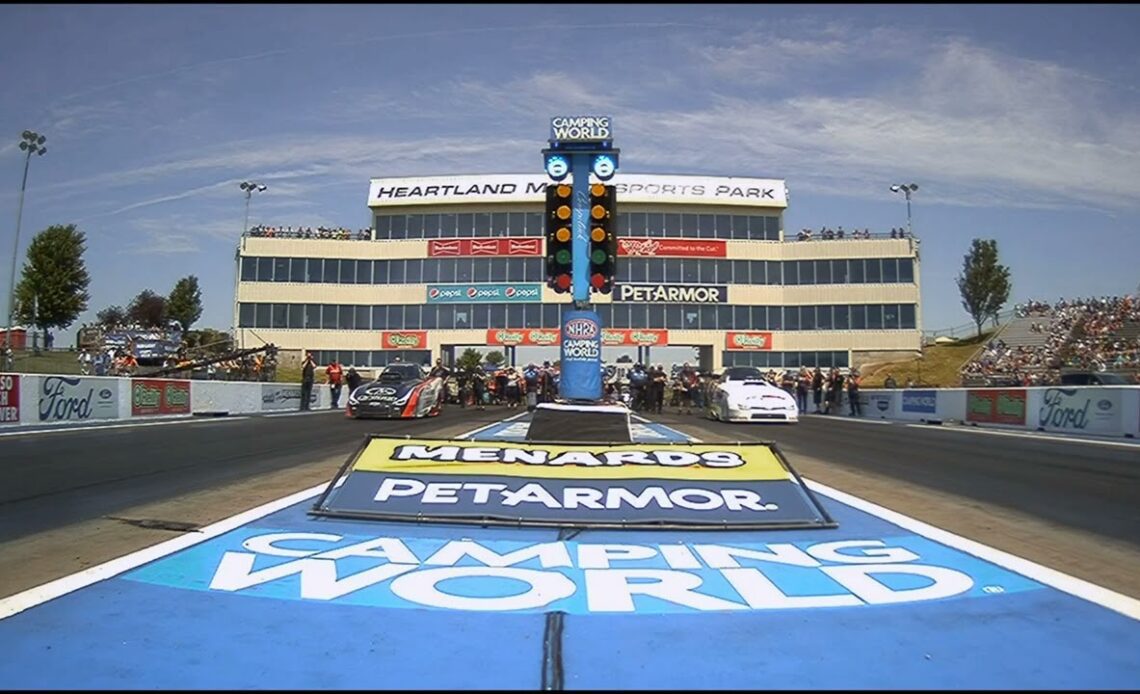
[648,410,1140,549]
[0,408,514,542]
[2,406,1137,552]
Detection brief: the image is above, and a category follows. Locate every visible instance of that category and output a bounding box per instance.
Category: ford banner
[38,376,120,422]
[1037,388,1121,434]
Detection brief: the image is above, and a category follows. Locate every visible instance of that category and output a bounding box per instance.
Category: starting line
[0,414,1137,689]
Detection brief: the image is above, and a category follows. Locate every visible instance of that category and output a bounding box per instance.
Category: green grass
[860,331,993,388]
[6,349,83,375]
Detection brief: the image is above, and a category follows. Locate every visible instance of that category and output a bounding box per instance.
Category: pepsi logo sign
[428,288,441,299]
[505,287,517,298]
[466,287,478,298]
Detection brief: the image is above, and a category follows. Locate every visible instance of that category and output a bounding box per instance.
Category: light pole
[240,181,268,240]
[891,182,923,359]
[234,182,267,351]
[6,130,47,358]
[889,183,918,238]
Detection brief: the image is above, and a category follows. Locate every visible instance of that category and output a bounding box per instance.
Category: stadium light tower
[240,181,268,237]
[6,130,47,355]
[889,183,918,238]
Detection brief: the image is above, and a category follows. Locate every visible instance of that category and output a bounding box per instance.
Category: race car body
[347,363,443,419]
[707,366,799,423]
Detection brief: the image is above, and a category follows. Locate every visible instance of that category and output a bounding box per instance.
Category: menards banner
[312,437,833,529]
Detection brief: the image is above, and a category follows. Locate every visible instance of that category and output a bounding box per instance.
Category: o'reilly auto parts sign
[615,284,727,303]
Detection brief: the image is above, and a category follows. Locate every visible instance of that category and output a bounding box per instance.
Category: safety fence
[0,373,331,427]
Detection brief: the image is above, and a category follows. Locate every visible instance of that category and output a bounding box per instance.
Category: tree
[456,347,484,373]
[127,289,168,328]
[166,275,203,331]
[96,305,126,327]
[485,350,505,367]
[13,224,91,339]
[956,238,1011,338]
[185,327,232,356]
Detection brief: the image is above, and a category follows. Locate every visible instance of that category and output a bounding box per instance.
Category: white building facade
[235,173,921,372]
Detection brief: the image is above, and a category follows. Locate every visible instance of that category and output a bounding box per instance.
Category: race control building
[234,173,921,373]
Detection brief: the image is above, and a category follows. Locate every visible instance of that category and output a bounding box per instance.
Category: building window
[472,212,491,237]
[849,259,865,283]
[899,258,914,283]
[850,304,866,330]
[901,303,916,329]
[404,305,421,329]
[355,305,371,330]
[287,304,304,329]
[374,216,391,240]
[305,304,321,329]
[421,305,437,330]
[833,305,849,330]
[455,258,472,283]
[422,214,440,238]
[457,213,474,237]
[882,258,898,283]
[817,305,833,330]
[436,258,455,284]
[663,213,682,237]
[439,213,457,238]
[390,215,407,240]
[289,258,307,283]
[388,305,404,328]
[389,260,405,284]
[238,303,255,328]
[524,212,542,236]
[322,259,339,284]
[406,215,423,239]
[865,258,882,283]
[421,258,439,284]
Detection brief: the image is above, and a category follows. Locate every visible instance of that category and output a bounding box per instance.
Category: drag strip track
[0,408,512,542]
[656,413,1140,548]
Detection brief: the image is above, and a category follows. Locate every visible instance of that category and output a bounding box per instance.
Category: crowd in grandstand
[795,226,910,241]
[247,225,371,240]
[962,295,1140,384]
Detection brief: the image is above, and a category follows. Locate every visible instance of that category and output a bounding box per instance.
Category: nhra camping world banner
[310,437,835,530]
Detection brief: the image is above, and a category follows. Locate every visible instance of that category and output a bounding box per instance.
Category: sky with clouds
[1,3,1138,349]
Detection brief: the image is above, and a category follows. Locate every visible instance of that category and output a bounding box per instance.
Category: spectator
[300,352,315,411]
[884,373,897,389]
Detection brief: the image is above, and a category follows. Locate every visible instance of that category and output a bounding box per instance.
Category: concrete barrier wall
[0,373,332,427]
[859,386,1140,438]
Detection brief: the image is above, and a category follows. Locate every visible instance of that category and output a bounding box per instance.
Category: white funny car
[705,366,799,423]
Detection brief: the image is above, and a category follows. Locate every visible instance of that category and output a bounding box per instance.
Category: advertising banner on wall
[617,238,727,258]
[966,389,1027,425]
[614,284,727,303]
[860,391,896,417]
[131,379,191,416]
[38,376,120,422]
[560,310,602,401]
[261,383,318,411]
[901,389,938,414]
[486,329,561,347]
[427,238,543,257]
[312,437,834,530]
[725,332,773,351]
[0,373,19,424]
[426,284,542,304]
[1037,388,1122,434]
[602,329,669,347]
[381,331,428,350]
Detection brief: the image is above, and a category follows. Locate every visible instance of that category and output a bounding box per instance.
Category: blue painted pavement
[0,416,1137,689]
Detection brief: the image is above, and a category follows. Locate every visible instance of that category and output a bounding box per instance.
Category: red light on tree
[556,274,572,290]
[591,273,606,289]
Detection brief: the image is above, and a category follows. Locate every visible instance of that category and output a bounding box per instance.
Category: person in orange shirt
[326,359,345,409]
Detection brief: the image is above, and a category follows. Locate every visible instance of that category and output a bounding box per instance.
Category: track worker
[326,358,345,409]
